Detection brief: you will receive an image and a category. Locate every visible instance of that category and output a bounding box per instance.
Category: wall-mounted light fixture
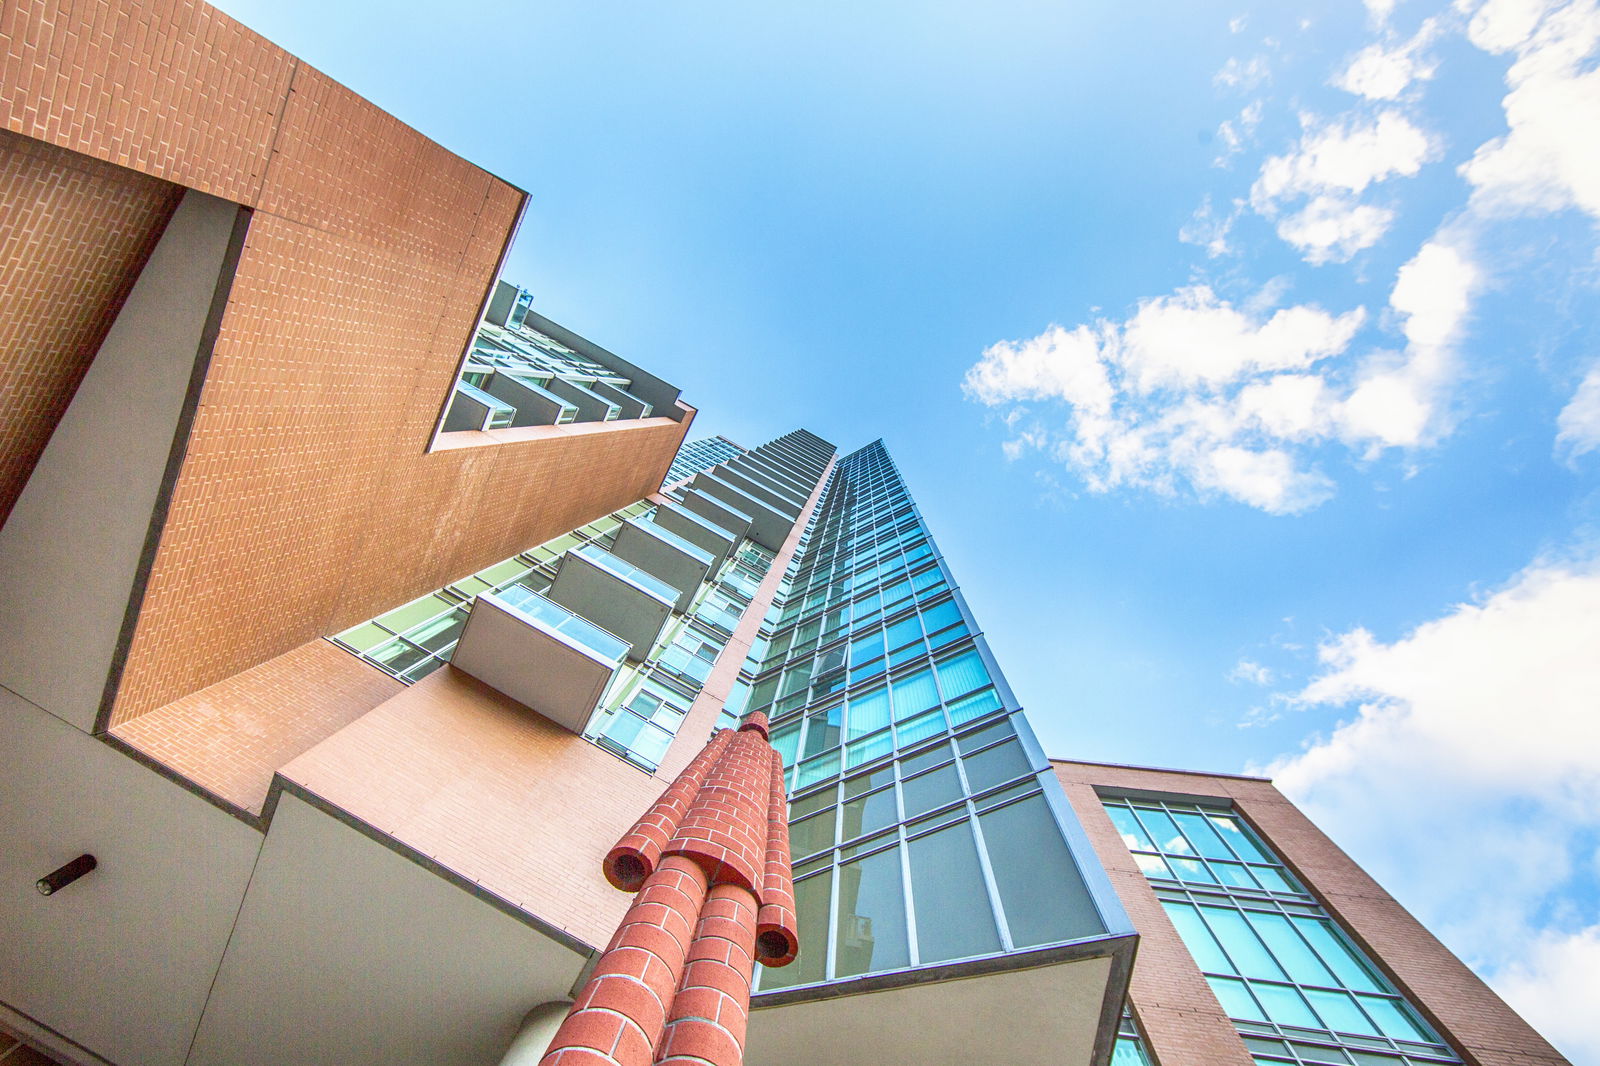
[37,854,96,896]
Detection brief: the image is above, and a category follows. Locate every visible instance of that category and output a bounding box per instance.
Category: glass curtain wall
[1102,797,1462,1066]
[747,440,1111,992]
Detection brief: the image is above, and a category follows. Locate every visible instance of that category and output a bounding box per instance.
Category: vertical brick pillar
[546,713,795,1066]
[654,882,760,1066]
[539,856,709,1066]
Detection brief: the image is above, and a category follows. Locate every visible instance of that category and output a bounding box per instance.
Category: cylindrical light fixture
[37,854,97,896]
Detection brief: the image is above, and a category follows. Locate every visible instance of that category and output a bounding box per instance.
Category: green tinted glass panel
[962,740,1032,792]
[894,708,946,747]
[840,786,899,841]
[933,650,989,700]
[980,795,1103,946]
[902,764,962,818]
[908,821,1001,963]
[1208,976,1265,1020]
[1252,982,1321,1029]
[790,810,837,858]
[834,845,910,977]
[844,728,894,769]
[1201,906,1287,980]
[1356,995,1432,1042]
[762,873,831,990]
[947,687,1002,724]
[1291,918,1383,993]
[1305,989,1379,1037]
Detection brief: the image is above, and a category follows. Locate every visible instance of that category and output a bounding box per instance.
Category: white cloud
[1335,17,1443,99]
[1216,100,1265,166]
[1555,360,1600,459]
[1229,15,1248,34]
[1275,195,1397,263]
[1180,196,1243,257]
[1253,111,1438,206]
[963,285,1394,514]
[1460,0,1600,220]
[1251,112,1438,264]
[1230,658,1275,686]
[1366,0,1401,25]
[1390,238,1479,351]
[1266,553,1600,1063]
[1495,926,1600,1065]
[1215,55,1271,91]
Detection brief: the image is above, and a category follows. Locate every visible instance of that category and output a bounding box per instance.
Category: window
[1103,797,1460,1066]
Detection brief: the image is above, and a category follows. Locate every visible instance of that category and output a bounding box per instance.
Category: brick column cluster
[541,712,796,1066]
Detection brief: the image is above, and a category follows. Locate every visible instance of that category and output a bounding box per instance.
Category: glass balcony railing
[492,585,629,663]
[573,543,680,606]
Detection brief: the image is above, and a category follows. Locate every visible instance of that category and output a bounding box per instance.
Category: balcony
[481,372,578,426]
[546,544,680,661]
[609,519,715,612]
[448,587,627,732]
[690,471,797,551]
[651,501,738,571]
[678,488,755,543]
[714,464,805,516]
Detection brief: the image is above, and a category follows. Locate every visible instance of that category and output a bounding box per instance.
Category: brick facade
[0,129,181,524]
[1052,760,1571,1066]
[0,0,692,750]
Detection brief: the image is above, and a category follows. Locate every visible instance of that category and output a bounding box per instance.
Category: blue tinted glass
[1248,912,1337,986]
[846,687,890,738]
[1251,982,1321,1028]
[933,650,989,700]
[1305,989,1379,1037]
[1291,918,1382,993]
[1175,812,1235,860]
[1357,995,1432,1043]
[890,669,939,722]
[1208,976,1265,1021]
[1209,813,1271,863]
[1201,906,1287,980]
[1134,808,1193,855]
[1164,901,1237,974]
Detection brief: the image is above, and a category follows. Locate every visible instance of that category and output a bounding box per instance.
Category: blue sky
[213,0,1600,1057]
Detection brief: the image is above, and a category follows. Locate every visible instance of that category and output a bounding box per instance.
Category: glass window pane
[890,669,939,722]
[894,708,947,747]
[900,741,954,775]
[1251,982,1322,1029]
[1305,989,1379,1037]
[1212,861,1261,890]
[980,795,1104,947]
[789,785,837,820]
[933,650,989,700]
[1209,813,1271,863]
[947,687,1002,724]
[1106,805,1157,851]
[908,821,1001,963]
[919,598,962,633]
[761,873,831,989]
[1164,901,1237,974]
[1291,918,1383,993]
[885,615,923,650]
[1208,976,1266,1021]
[1134,808,1193,855]
[902,763,963,818]
[850,631,885,666]
[1168,857,1219,884]
[955,720,1014,753]
[1175,811,1235,860]
[844,729,893,769]
[790,810,837,858]
[835,845,910,977]
[1201,906,1287,980]
[795,750,840,788]
[1356,996,1433,1043]
[770,723,801,767]
[846,687,890,738]
[844,764,896,798]
[1248,912,1338,986]
[840,786,899,841]
[1251,865,1297,893]
[1133,852,1173,878]
[962,740,1033,793]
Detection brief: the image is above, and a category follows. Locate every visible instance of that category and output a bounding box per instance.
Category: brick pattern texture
[545,717,795,1066]
[0,0,692,736]
[112,638,404,814]
[0,128,181,524]
[1052,761,1572,1066]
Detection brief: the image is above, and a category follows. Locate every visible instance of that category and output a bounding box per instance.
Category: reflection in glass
[835,845,910,977]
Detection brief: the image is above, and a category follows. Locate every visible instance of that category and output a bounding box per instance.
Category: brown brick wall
[0,129,181,524]
[112,639,404,815]
[0,0,692,732]
[1052,761,1571,1066]
[281,666,675,949]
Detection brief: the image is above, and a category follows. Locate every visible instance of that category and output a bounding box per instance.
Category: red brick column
[539,856,709,1066]
[546,714,795,1066]
[654,882,761,1066]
